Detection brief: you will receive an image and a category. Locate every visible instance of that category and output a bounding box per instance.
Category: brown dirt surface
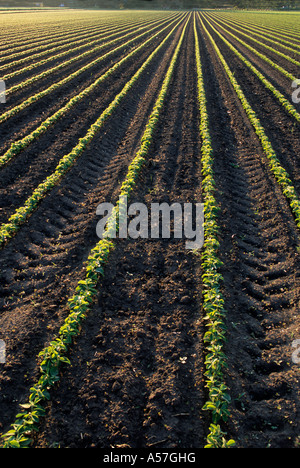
[0,11,299,449]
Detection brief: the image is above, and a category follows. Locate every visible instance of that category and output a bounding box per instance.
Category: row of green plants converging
[208,12,300,69]
[0,21,112,58]
[3,13,176,94]
[204,16,300,125]
[0,17,189,449]
[0,15,131,51]
[194,15,235,449]
[209,12,300,54]
[0,15,186,250]
[0,16,152,65]
[211,11,300,43]
[0,15,181,169]
[200,14,300,231]
[1,14,178,111]
[205,13,298,84]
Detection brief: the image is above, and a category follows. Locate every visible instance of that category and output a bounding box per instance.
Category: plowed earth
[0,11,299,449]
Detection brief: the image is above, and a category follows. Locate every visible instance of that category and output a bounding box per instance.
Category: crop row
[3,14,175,96]
[194,15,235,450]
[0,15,157,62]
[212,11,300,41]
[207,13,300,71]
[205,14,297,84]
[0,22,112,57]
[210,12,300,53]
[0,15,183,170]
[0,15,185,248]
[203,16,300,125]
[0,14,180,123]
[0,20,131,67]
[199,14,300,238]
[0,16,189,449]
[197,10,300,447]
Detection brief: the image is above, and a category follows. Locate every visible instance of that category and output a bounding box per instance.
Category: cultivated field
[0,8,299,449]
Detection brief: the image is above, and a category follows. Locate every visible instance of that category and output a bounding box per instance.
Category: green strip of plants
[209,11,300,54]
[0,21,125,74]
[0,15,181,169]
[0,15,186,250]
[205,17,300,125]
[0,16,153,71]
[0,17,189,449]
[200,13,300,232]
[3,13,176,94]
[207,13,300,69]
[204,13,297,83]
[194,15,235,450]
[0,13,180,123]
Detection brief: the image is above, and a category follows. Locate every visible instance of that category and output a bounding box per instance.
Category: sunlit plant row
[206,14,298,83]
[0,16,185,251]
[0,16,180,169]
[0,18,188,449]
[200,16,300,235]
[206,18,300,125]
[2,14,172,93]
[194,16,235,449]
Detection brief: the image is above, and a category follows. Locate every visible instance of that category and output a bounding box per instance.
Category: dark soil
[0,11,299,449]
[198,14,300,448]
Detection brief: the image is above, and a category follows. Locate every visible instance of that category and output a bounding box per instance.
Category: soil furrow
[0,20,186,436]
[30,18,206,449]
[1,9,299,450]
[203,16,300,200]
[0,24,178,225]
[198,13,300,448]
[0,17,175,132]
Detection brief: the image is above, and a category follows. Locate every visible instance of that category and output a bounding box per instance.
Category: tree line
[1,0,299,9]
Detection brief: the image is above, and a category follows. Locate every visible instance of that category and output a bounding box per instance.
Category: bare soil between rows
[197,15,300,448]
[0,13,299,448]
